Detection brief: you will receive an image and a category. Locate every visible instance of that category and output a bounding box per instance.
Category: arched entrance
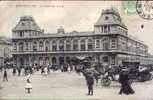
[19,57,24,67]
[59,56,64,65]
[66,56,71,64]
[52,57,57,65]
[103,56,109,64]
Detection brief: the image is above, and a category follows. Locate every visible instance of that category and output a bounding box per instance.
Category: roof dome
[12,16,42,32]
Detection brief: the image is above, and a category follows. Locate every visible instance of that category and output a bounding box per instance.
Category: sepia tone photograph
[0,0,153,100]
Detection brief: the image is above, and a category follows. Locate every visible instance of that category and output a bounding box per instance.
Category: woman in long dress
[25,74,32,93]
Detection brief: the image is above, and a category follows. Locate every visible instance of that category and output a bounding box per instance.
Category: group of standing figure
[1,63,135,96]
[79,64,135,96]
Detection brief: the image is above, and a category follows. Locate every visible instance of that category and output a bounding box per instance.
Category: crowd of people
[0,62,137,96]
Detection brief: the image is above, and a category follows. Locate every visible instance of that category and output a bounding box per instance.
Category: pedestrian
[25,74,32,94]
[3,69,8,81]
[41,67,44,74]
[12,67,16,76]
[17,67,21,76]
[119,68,135,95]
[67,64,71,73]
[47,64,50,74]
[0,66,2,72]
[86,72,94,95]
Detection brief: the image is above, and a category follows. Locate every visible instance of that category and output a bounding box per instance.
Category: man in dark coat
[3,69,8,81]
[12,67,16,76]
[86,72,94,95]
[119,68,134,95]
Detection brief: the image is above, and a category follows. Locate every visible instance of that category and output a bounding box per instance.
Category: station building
[12,8,153,67]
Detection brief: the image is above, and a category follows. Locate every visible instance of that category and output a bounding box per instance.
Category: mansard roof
[12,16,41,32]
[95,8,127,29]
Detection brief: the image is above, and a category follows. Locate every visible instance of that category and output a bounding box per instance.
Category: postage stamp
[122,1,137,15]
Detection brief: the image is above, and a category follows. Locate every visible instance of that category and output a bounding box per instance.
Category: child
[25,76,32,94]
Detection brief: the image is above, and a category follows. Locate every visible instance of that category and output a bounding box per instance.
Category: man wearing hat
[119,68,134,95]
[86,70,94,95]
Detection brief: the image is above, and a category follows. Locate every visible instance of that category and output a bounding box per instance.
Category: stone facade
[0,37,12,67]
[12,8,153,67]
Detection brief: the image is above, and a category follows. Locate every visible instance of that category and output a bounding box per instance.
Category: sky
[0,1,153,54]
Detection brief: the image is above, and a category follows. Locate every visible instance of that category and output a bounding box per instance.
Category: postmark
[136,0,153,20]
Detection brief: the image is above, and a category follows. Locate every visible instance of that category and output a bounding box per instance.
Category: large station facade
[12,8,153,67]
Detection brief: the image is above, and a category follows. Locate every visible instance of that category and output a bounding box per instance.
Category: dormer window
[105,16,109,20]
[21,22,25,26]
[19,31,24,37]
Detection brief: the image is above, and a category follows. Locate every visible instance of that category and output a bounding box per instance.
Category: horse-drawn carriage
[72,56,153,87]
[122,61,153,82]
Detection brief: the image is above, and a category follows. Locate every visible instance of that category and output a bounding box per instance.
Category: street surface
[0,69,153,100]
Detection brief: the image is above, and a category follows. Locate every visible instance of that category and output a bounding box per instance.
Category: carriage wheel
[101,78,111,87]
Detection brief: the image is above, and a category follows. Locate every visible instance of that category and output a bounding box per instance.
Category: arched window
[103,38,109,50]
[33,41,37,51]
[88,39,93,50]
[96,39,100,48]
[25,42,28,51]
[39,41,44,51]
[52,40,57,51]
[103,56,108,63]
[111,39,116,49]
[66,40,71,51]
[39,57,43,66]
[80,39,85,51]
[52,57,57,64]
[59,56,64,65]
[59,40,64,51]
[19,42,24,51]
[13,43,17,51]
[45,41,50,51]
[45,57,49,65]
[73,40,78,51]
[66,56,70,64]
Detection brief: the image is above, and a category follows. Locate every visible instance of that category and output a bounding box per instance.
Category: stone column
[64,40,66,51]
[71,40,73,51]
[50,40,52,51]
[85,39,88,51]
[57,39,59,51]
[78,39,80,51]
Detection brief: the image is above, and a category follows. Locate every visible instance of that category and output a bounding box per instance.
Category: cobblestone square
[0,69,153,100]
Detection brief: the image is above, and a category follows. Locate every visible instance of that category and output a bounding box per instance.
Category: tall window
[101,26,103,33]
[66,40,71,51]
[45,41,50,51]
[103,38,109,50]
[80,39,85,51]
[19,42,24,51]
[39,57,43,66]
[88,39,93,50]
[103,56,108,63]
[111,56,115,65]
[52,57,57,64]
[13,43,17,51]
[25,42,28,51]
[104,25,107,33]
[59,40,64,51]
[108,25,110,33]
[73,40,78,51]
[33,42,37,51]
[18,31,24,37]
[52,40,57,51]
[39,41,44,51]
[111,39,116,49]
[95,39,100,48]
